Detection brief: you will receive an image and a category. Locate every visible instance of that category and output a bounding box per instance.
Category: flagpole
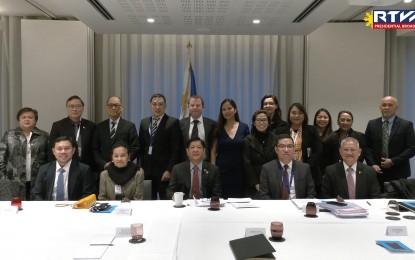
[186,41,192,61]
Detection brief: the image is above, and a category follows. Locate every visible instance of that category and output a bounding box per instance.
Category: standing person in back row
[48,95,95,170]
[365,96,415,192]
[180,95,216,162]
[139,93,183,200]
[92,96,139,192]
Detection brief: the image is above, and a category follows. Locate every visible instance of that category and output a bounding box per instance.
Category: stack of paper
[318,202,368,218]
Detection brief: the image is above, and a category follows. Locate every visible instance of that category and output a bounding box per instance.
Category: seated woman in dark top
[99,141,143,200]
[313,108,333,176]
[327,110,367,164]
[260,95,288,136]
[243,110,277,199]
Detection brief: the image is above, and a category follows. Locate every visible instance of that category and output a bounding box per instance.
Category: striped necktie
[110,121,116,139]
[151,118,159,142]
[382,120,389,157]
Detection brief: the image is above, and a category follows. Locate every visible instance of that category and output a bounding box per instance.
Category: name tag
[115,185,122,195]
[148,146,153,155]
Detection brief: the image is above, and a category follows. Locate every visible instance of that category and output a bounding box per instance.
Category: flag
[180,58,196,119]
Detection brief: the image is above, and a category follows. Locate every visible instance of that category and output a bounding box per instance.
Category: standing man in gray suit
[139,93,183,200]
[180,95,216,161]
[259,134,315,200]
[321,137,380,199]
[166,137,222,200]
[365,96,415,191]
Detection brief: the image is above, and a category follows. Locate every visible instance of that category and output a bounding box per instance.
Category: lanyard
[281,165,294,194]
[75,124,81,142]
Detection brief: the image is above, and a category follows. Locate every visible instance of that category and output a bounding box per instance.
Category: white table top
[1,199,414,260]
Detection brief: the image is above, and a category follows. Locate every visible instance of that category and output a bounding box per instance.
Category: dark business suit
[92,118,139,172]
[180,116,216,161]
[32,160,94,201]
[259,159,316,199]
[139,114,183,200]
[243,132,277,199]
[48,117,96,169]
[327,128,367,165]
[321,162,381,199]
[166,161,222,199]
[365,116,415,185]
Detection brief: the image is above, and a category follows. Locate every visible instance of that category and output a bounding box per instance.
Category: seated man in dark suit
[32,136,94,201]
[259,134,315,200]
[166,137,221,200]
[321,137,380,199]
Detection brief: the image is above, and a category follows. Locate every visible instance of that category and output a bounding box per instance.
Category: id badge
[115,185,122,195]
[78,147,82,157]
[148,145,153,155]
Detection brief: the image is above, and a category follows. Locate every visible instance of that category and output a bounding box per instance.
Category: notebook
[229,234,276,260]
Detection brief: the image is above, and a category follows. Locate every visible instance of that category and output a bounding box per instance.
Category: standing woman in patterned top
[211,99,250,199]
[0,107,49,200]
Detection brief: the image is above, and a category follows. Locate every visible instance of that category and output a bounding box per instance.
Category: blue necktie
[56,168,65,201]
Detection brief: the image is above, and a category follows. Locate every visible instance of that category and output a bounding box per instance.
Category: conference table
[1,199,414,260]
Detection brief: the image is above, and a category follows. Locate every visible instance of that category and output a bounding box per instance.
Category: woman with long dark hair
[313,108,333,175]
[260,95,288,135]
[211,99,250,198]
[243,110,277,199]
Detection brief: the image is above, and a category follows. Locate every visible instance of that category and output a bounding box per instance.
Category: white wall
[307,23,385,133]
[21,20,89,132]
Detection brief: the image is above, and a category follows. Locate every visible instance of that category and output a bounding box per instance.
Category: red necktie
[281,165,289,200]
[192,166,200,199]
[347,167,355,199]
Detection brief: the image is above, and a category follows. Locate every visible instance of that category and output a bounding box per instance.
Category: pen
[366,201,371,206]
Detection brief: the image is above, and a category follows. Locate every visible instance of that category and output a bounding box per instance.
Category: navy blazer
[321,162,381,199]
[32,160,94,201]
[259,159,316,200]
[365,116,415,180]
[48,117,96,168]
[92,118,139,172]
[179,116,217,161]
[166,161,222,199]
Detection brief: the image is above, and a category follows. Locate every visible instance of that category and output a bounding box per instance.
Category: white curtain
[94,34,305,127]
[0,16,22,134]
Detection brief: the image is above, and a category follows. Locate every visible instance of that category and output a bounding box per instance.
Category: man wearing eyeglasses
[48,96,95,169]
[321,137,380,199]
[259,134,315,200]
[92,96,139,185]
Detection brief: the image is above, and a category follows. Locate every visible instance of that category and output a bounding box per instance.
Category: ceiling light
[253,19,261,24]
[403,0,412,3]
[147,18,155,23]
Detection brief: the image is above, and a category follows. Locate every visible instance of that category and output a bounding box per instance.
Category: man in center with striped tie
[139,93,183,200]
[259,134,315,200]
[92,96,139,193]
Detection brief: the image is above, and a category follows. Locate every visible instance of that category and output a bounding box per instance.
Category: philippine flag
[180,59,197,119]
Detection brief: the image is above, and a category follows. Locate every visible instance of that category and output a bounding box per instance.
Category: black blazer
[48,117,96,168]
[180,116,217,161]
[365,116,415,180]
[327,128,367,164]
[92,118,139,172]
[32,160,94,201]
[321,162,381,199]
[243,132,277,198]
[258,160,316,200]
[166,161,222,199]
[138,114,183,178]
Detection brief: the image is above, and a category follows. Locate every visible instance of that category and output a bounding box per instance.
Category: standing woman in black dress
[211,99,250,199]
[243,110,277,199]
[313,108,333,176]
[260,95,288,136]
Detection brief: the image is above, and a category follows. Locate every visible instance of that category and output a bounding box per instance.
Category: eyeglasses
[107,104,122,109]
[277,144,294,150]
[67,105,83,110]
